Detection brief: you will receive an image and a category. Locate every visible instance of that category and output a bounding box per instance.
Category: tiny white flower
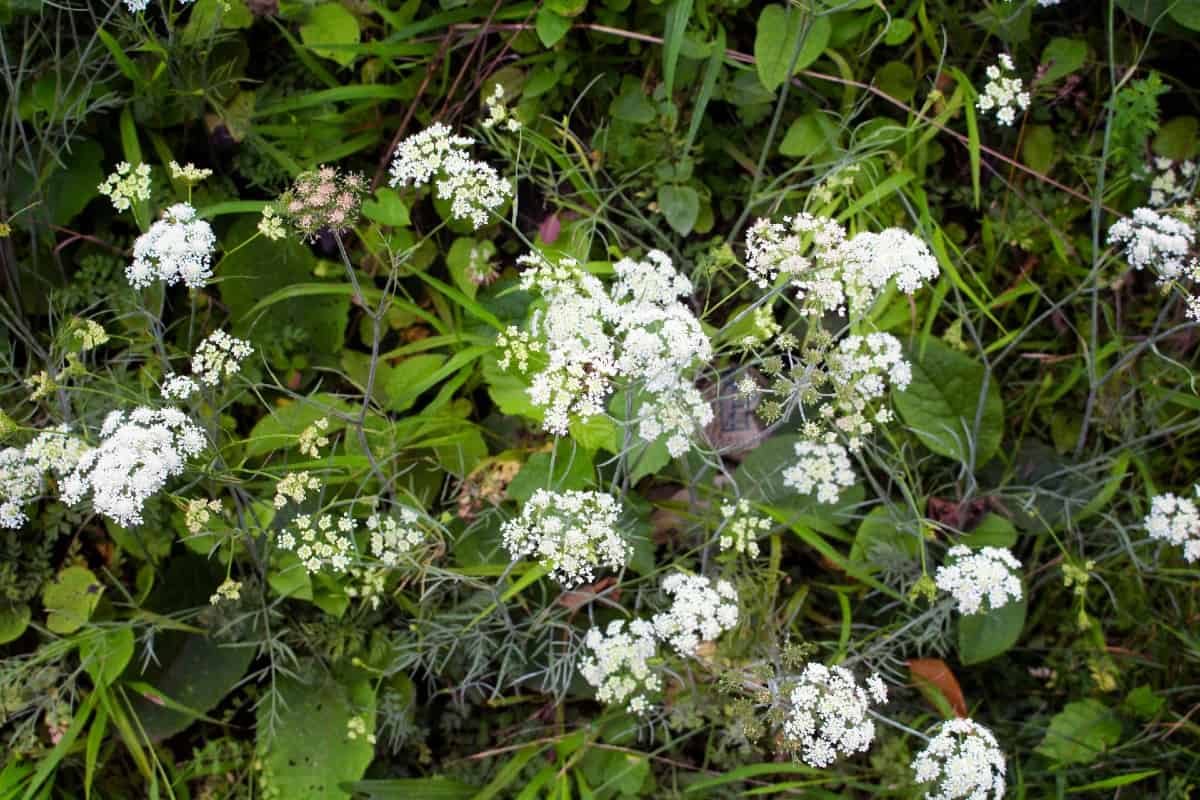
[127,203,216,290]
[500,489,628,586]
[578,618,661,715]
[651,572,739,656]
[911,718,1006,800]
[783,663,887,768]
[935,545,1023,615]
[1143,487,1200,562]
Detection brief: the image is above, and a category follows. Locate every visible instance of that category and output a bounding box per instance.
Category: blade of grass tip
[472,744,547,800]
[950,67,982,209]
[464,564,549,632]
[684,24,725,154]
[662,0,693,98]
[96,28,143,90]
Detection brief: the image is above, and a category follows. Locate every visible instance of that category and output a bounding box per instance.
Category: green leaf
[1036,699,1122,764]
[244,393,353,458]
[753,5,831,92]
[80,627,135,686]
[300,3,362,67]
[894,338,1005,466]
[1153,116,1198,161]
[508,449,595,503]
[876,61,916,102]
[1040,37,1087,83]
[958,513,1018,548]
[662,0,693,96]
[957,595,1025,665]
[657,184,699,236]
[1169,0,1200,30]
[883,18,915,45]
[446,238,496,301]
[217,218,350,357]
[535,7,571,47]
[384,354,449,413]
[851,505,921,565]
[1067,771,1161,794]
[610,83,656,124]
[362,188,410,227]
[779,112,831,158]
[43,566,102,634]
[1021,124,1056,174]
[0,604,30,644]
[259,671,376,798]
[342,778,476,799]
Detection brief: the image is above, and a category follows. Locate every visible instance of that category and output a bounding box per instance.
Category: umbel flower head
[98,162,151,212]
[651,572,739,656]
[1143,487,1200,563]
[782,663,888,768]
[934,545,1023,615]
[282,165,366,240]
[977,54,1030,126]
[911,718,1006,800]
[127,203,216,290]
[503,249,713,456]
[2,427,93,528]
[578,618,662,716]
[389,123,512,229]
[61,407,207,527]
[1106,206,1195,280]
[783,440,855,504]
[191,330,253,386]
[743,212,939,317]
[500,489,628,586]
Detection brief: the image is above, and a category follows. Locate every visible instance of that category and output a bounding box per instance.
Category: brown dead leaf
[908,658,967,718]
[558,577,619,611]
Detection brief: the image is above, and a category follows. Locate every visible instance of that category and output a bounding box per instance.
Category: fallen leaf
[909,658,967,718]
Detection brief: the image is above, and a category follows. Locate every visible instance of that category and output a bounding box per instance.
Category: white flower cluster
[209,579,242,605]
[651,572,739,656]
[161,374,199,401]
[169,161,212,184]
[123,0,194,11]
[744,213,939,316]
[977,54,1030,126]
[579,619,662,715]
[0,448,47,528]
[127,203,216,290]
[61,408,206,527]
[278,512,355,573]
[185,498,222,534]
[389,123,511,229]
[1146,157,1197,208]
[298,418,331,458]
[500,489,628,586]
[98,162,151,212]
[505,250,713,455]
[819,333,912,449]
[366,507,429,566]
[911,718,1006,800]
[482,84,521,132]
[782,440,856,504]
[1106,207,1195,280]
[783,663,888,768]
[273,471,321,509]
[1143,487,1200,563]
[718,499,768,557]
[192,330,253,386]
[935,545,1023,615]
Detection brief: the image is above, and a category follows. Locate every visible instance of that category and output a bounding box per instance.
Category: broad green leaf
[0,603,30,644]
[754,5,831,92]
[258,671,376,798]
[43,566,102,634]
[610,84,656,124]
[1036,699,1122,764]
[1153,116,1198,161]
[300,3,362,67]
[80,627,135,686]
[509,449,595,503]
[1041,37,1087,82]
[1169,0,1200,30]
[1021,124,1056,173]
[957,595,1025,664]
[657,184,699,236]
[535,7,571,47]
[850,505,921,566]
[342,778,476,799]
[362,188,410,227]
[894,338,1004,466]
[779,112,830,158]
[446,238,496,301]
[883,18,915,45]
[384,353,449,412]
[876,61,916,102]
[244,393,353,458]
[958,513,1018,548]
